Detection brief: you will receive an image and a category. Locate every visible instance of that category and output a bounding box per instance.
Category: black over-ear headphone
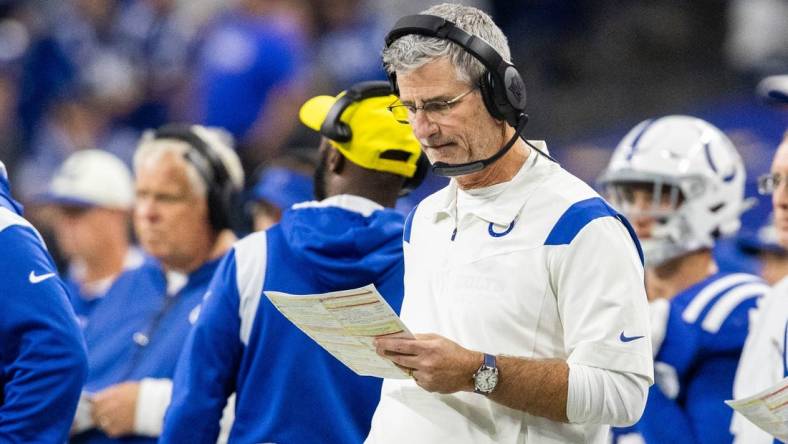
[151,124,236,231]
[384,14,527,128]
[384,15,557,177]
[319,80,429,196]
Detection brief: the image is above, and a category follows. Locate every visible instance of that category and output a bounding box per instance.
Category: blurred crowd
[0,0,498,197]
[0,0,784,327]
[1,0,786,199]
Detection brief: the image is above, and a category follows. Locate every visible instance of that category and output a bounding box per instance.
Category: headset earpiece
[503,66,527,111]
[478,71,505,122]
[152,124,236,231]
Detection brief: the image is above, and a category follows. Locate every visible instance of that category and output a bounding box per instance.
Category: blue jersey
[0,174,88,442]
[161,196,406,444]
[66,248,145,330]
[614,272,767,444]
[71,255,220,444]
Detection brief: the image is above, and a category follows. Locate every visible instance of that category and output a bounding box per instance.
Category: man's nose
[410,111,439,141]
[134,197,158,222]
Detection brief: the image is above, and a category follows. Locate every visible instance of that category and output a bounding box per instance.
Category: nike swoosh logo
[619,331,645,343]
[29,271,56,284]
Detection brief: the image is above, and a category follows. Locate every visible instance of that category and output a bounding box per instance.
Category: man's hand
[374,333,482,394]
[91,381,140,437]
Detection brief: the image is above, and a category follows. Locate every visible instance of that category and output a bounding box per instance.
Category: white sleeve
[71,391,95,434]
[566,363,650,426]
[134,377,173,437]
[552,217,654,382]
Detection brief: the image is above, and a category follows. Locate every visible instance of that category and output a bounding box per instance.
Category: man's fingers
[386,353,421,370]
[91,395,118,419]
[91,386,116,404]
[374,337,421,355]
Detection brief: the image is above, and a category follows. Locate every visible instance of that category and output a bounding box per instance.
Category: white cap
[40,149,134,210]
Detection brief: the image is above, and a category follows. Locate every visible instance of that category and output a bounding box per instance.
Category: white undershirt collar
[292,194,383,217]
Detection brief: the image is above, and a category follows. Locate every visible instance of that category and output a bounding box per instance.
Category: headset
[319,80,429,196]
[385,14,555,176]
[151,124,237,231]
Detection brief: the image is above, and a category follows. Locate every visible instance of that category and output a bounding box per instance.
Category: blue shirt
[0,174,88,443]
[161,196,406,443]
[71,254,221,444]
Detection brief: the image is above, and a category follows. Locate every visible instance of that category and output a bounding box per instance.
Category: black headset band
[320,81,393,142]
[153,125,231,190]
[385,15,510,79]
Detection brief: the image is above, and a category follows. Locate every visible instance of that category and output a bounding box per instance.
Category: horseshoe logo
[488,219,516,238]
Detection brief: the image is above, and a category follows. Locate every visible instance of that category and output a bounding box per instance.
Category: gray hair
[133,125,245,197]
[382,3,511,84]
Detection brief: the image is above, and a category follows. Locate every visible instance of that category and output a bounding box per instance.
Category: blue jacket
[71,253,221,444]
[0,171,88,443]
[161,197,406,443]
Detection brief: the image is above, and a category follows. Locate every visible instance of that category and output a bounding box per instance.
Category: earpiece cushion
[479,71,505,121]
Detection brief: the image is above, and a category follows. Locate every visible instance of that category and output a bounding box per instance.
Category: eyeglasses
[387,88,476,124]
[758,172,788,195]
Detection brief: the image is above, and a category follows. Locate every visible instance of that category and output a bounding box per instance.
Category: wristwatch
[473,353,499,395]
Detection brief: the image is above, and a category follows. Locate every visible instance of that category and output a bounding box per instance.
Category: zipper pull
[451,227,457,241]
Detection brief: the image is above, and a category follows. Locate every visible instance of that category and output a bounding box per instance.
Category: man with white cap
[0,160,88,441]
[38,149,142,324]
[160,81,425,443]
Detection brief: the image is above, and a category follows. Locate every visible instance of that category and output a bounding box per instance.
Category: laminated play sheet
[264,284,412,379]
[726,376,788,442]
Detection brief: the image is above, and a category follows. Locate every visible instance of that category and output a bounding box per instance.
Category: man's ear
[327,146,345,175]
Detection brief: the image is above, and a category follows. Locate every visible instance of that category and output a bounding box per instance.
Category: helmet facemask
[598,115,752,268]
[605,176,706,267]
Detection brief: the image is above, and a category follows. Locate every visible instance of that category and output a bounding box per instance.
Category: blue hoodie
[0,165,88,442]
[161,195,406,444]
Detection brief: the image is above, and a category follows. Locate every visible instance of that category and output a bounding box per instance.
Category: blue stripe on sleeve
[544,197,644,265]
[403,205,418,243]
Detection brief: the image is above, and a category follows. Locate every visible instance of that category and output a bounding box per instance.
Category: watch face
[475,368,498,392]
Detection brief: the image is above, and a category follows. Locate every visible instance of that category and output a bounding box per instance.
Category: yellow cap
[299,92,422,178]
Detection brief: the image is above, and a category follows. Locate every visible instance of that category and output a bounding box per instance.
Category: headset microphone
[430,116,557,177]
[432,115,527,176]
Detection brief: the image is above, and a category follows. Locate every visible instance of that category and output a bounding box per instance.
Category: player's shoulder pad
[681,272,768,334]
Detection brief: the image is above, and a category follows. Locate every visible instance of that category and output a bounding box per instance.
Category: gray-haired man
[368,4,653,443]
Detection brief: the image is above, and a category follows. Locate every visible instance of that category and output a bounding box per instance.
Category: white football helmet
[598,115,750,266]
